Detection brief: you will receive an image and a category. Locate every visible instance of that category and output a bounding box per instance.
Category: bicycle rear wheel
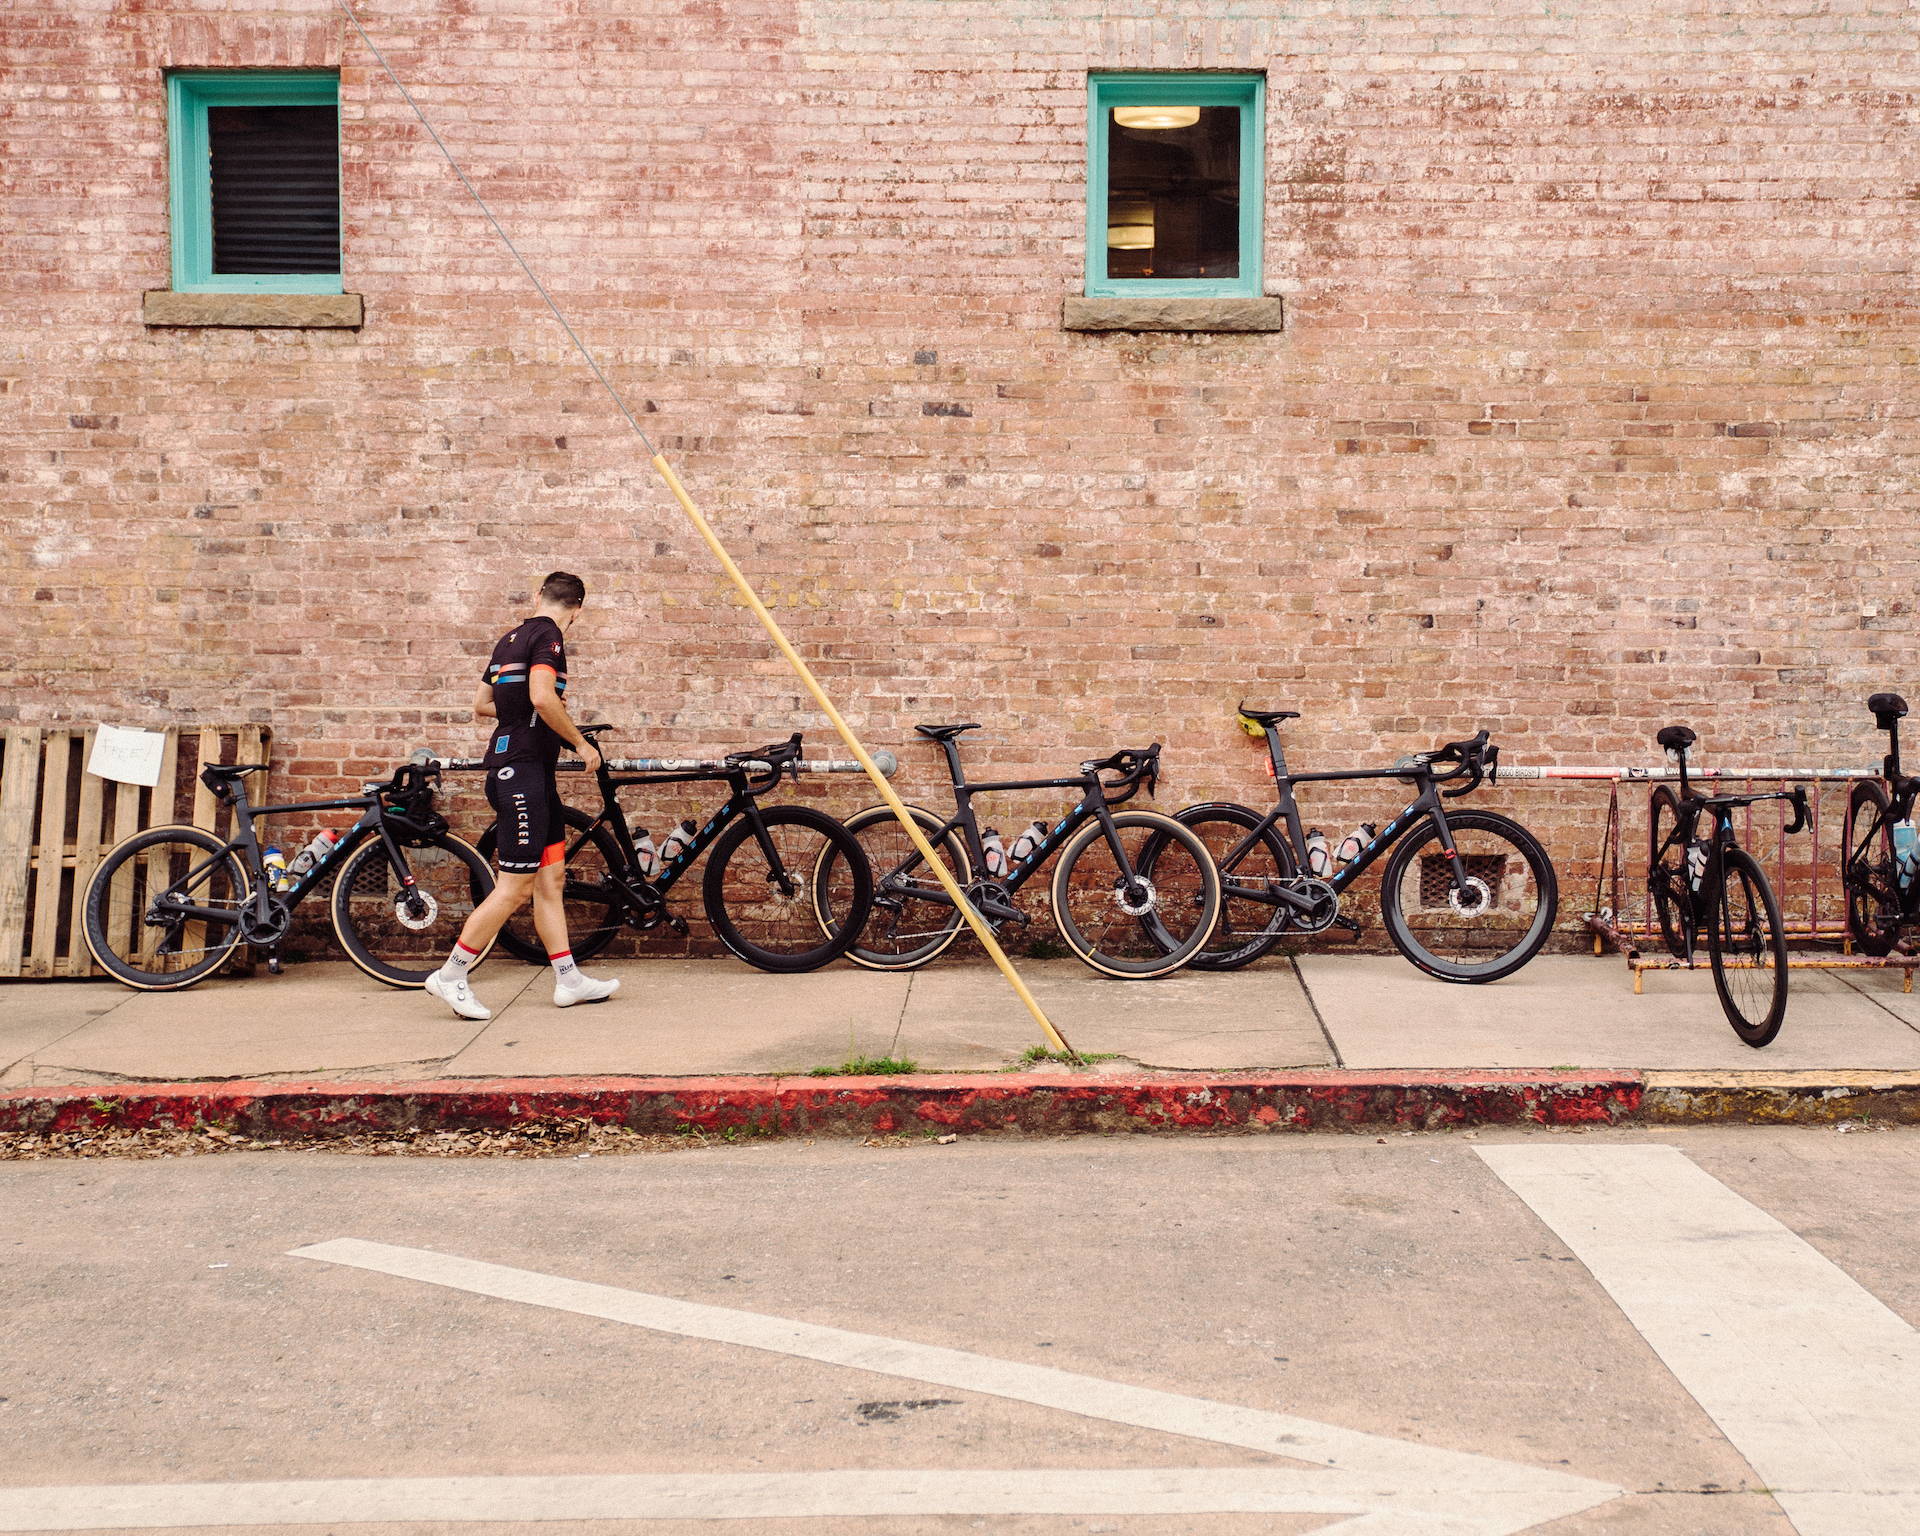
[1647,786,1694,961]
[1843,779,1901,957]
[1378,809,1558,982]
[705,805,871,973]
[1708,847,1788,1048]
[475,808,627,964]
[1141,803,1294,971]
[815,803,972,971]
[331,833,496,987]
[1049,810,1221,978]
[83,825,246,991]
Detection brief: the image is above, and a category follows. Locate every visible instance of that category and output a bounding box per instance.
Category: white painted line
[1478,1143,1920,1536]
[0,1467,1589,1532]
[275,1236,1618,1534]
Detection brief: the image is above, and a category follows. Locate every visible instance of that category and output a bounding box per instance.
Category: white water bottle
[288,828,339,878]
[629,824,659,877]
[1894,819,1918,888]
[1305,829,1331,878]
[658,818,698,868]
[981,828,1008,879]
[1008,820,1049,868]
[1686,840,1709,891]
[1334,823,1378,869]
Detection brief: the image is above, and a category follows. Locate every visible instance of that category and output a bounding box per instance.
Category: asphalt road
[4,1126,1917,1535]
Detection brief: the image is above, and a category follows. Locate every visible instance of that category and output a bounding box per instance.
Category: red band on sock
[455,942,481,959]
[549,950,572,964]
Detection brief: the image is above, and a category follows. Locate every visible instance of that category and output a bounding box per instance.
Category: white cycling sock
[439,941,481,980]
[550,949,580,983]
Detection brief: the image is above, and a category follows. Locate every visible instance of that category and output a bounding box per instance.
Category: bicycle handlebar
[1079,744,1161,801]
[1398,729,1496,798]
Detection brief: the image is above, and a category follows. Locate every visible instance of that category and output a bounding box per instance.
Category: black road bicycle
[1842,691,1920,957]
[83,754,494,991]
[1145,709,1558,982]
[471,727,873,974]
[811,724,1222,979]
[1648,724,1808,1047]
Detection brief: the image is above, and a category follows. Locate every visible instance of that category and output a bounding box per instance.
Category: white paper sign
[88,725,167,788]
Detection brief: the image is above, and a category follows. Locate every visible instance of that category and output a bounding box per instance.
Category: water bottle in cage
[1686,839,1709,892]
[1334,823,1378,869]
[1305,829,1331,878]
[658,818,698,868]
[980,828,1008,879]
[1894,819,1919,888]
[288,828,340,879]
[262,847,291,893]
[629,823,658,878]
[1008,820,1050,869]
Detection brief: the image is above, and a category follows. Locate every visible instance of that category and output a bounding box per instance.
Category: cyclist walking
[425,571,620,1020]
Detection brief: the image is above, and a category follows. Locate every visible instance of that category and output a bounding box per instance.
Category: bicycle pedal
[1332,915,1362,935]
[266,954,284,975]
[666,914,689,937]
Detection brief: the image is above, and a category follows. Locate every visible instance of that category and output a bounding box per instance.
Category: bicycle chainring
[393,890,440,931]
[237,903,292,947]
[1447,875,1494,919]
[1281,876,1340,935]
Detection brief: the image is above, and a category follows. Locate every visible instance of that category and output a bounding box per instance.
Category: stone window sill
[1062,297,1284,334]
[142,292,364,329]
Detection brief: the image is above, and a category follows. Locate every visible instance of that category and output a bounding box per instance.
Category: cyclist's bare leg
[452,870,539,955]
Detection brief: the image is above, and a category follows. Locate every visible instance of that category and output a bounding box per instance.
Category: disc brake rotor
[1448,875,1493,919]
[1113,875,1158,917]
[394,890,440,931]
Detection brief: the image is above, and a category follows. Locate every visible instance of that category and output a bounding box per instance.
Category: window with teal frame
[167,71,342,294]
[1085,73,1264,299]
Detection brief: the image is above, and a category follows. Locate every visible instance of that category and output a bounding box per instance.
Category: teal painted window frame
[1085,72,1264,299]
[167,70,342,294]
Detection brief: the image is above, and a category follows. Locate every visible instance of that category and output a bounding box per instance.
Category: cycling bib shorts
[486,764,565,874]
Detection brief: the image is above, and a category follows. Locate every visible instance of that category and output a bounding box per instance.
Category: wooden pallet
[0,724,271,979]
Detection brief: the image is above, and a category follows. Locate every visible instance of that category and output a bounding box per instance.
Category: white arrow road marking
[0,1236,1621,1534]
[1478,1143,1920,1536]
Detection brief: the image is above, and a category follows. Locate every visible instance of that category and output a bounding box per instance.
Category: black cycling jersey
[481,615,569,768]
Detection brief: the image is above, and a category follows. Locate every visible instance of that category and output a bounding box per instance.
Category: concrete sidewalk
[5,951,1920,1089]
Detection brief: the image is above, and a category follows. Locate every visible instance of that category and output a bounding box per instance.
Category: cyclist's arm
[530,665,600,772]
[473,683,497,720]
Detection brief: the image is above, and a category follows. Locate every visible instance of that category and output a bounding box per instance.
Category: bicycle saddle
[914,722,981,741]
[1236,706,1301,727]
[1869,692,1908,726]
[1656,725,1697,754]
[199,762,269,779]
[578,722,617,738]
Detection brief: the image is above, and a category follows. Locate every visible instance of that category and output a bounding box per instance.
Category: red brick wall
[6,0,1918,937]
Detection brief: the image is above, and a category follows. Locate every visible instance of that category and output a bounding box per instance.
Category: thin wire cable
[333,0,658,456]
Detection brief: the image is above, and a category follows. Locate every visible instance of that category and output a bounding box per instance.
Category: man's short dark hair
[539,571,586,609]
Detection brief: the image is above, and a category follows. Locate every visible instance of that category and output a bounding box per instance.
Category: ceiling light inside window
[1112,105,1201,130]
[1107,199,1155,250]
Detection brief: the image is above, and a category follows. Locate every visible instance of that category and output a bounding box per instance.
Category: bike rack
[1501,764,1919,992]
[426,752,897,776]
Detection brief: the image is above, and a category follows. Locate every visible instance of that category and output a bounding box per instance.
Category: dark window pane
[1106,104,1239,281]
[208,104,340,274]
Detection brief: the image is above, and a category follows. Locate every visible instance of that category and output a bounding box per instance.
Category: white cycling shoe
[425,969,492,1021]
[555,971,620,1008]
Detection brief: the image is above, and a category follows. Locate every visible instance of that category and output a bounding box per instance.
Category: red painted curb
[0,1071,1643,1138]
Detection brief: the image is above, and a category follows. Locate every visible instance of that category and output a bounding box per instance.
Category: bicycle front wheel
[1844,779,1901,958]
[83,825,246,991]
[815,803,972,971]
[476,808,627,965]
[1142,803,1295,971]
[1708,847,1788,1048]
[1378,809,1558,982]
[1050,810,1221,978]
[331,833,496,987]
[705,805,872,973]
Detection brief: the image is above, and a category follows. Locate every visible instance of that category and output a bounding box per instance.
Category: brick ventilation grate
[1419,852,1508,908]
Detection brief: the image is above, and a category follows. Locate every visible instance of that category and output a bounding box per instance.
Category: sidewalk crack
[1292,954,1344,1068]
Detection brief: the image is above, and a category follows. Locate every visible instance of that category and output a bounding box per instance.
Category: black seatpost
[1264,725,1290,778]
[1888,717,1902,785]
[938,736,968,787]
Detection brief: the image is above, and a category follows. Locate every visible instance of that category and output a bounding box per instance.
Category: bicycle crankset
[237,902,292,947]
[1277,876,1341,935]
[964,880,1026,928]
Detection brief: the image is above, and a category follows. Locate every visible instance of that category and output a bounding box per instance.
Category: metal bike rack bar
[1503,764,1917,991]
[425,752,898,777]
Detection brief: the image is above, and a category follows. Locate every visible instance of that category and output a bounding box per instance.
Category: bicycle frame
[1215,724,1474,915]
[1846,710,1920,921]
[560,758,804,920]
[879,734,1152,912]
[156,791,417,932]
